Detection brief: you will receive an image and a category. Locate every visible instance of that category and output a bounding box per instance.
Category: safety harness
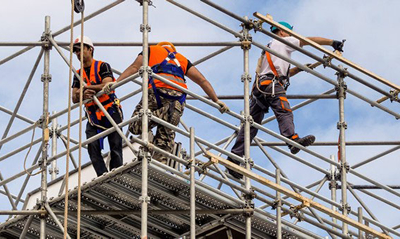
[80,60,122,149]
[149,46,187,109]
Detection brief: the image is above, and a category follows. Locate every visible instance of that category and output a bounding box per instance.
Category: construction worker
[227,22,344,179]
[104,42,229,164]
[71,36,123,176]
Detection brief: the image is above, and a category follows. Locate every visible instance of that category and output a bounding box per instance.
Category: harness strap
[265,51,279,77]
[149,76,186,109]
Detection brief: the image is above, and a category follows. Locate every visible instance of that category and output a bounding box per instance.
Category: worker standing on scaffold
[104,42,229,164]
[71,36,123,176]
[227,22,344,179]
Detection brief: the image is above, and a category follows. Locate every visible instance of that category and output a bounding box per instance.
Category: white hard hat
[73,36,94,49]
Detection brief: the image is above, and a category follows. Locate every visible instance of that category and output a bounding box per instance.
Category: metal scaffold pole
[50,111,59,181]
[330,155,338,239]
[140,0,150,238]
[40,15,52,239]
[241,18,253,239]
[190,127,196,239]
[337,65,349,235]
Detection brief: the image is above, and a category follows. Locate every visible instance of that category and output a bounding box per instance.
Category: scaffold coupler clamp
[241,73,252,83]
[337,121,347,130]
[140,23,152,33]
[339,203,351,213]
[40,33,52,51]
[135,0,155,7]
[335,79,347,99]
[288,204,302,220]
[139,195,151,204]
[245,157,254,169]
[271,199,280,210]
[389,89,399,102]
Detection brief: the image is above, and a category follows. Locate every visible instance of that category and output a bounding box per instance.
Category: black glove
[332,40,344,52]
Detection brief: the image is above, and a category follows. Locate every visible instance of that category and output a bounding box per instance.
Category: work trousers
[129,88,184,162]
[230,79,296,160]
[86,108,123,176]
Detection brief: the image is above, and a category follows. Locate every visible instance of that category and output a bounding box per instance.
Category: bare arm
[117,55,143,82]
[84,77,113,92]
[300,37,333,47]
[186,66,219,102]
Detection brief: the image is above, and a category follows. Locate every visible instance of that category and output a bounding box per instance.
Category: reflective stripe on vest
[77,59,118,122]
[148,45,188,91]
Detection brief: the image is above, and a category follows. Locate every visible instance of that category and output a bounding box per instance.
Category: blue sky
[1,0,400,237]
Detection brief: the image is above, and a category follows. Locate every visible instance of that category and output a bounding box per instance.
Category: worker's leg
[152,99,184,163]
[107,109,123,171]
[86,122,108,176]
[268,86,296,139]
[227,94,267,179]
[129,91,159,135]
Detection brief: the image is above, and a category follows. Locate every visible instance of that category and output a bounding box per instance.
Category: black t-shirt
[138,47,193,72]
[72,62,114,88]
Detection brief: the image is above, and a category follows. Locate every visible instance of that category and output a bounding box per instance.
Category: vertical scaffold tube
[337,65,348,235]
[50,111,58,181]
[40,15,51,239]
[330,155,337,239]
[242,18,252,239]
[358,207,364,239]
[276,169,282,239]
[190,127,196,239]
[141,0,150,238]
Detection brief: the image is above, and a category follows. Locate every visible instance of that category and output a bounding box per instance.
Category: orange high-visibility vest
[148,46,189,91]
[77,59,118,123]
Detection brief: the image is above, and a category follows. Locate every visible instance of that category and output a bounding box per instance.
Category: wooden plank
[205,151,391,239]
[253,12,400,92]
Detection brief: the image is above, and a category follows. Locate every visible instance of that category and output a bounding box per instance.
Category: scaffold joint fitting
[41,74,52,82]
[244,157,254,168]
[339,203,351,213]
[139,196,151,204]
[241,39,252,50]
[337,121,347,130]
[241,73,252,83]
[329,180,337,190]
[140,24,151,33]
[242,189,257,201]
[40,33,52,50]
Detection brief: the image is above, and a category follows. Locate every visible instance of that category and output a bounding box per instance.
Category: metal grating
[0,160,306,238]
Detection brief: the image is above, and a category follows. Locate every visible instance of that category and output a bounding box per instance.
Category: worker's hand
[83,89,96,100]
[103,82,115,94]
[332,40,344,52]
[216,100,229,114]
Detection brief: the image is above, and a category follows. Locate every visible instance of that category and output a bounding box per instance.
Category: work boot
[226,157,243,180]
[289,135,316,154]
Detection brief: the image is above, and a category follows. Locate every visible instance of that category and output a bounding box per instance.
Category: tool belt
[259,73,289,89]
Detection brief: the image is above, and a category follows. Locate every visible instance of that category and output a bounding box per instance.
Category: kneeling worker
[71,36,123,176]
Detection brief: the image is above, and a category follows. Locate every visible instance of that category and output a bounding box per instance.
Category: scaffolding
[0,0,399,238]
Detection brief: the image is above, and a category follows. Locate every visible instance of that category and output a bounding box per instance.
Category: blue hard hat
[271,21,293,32]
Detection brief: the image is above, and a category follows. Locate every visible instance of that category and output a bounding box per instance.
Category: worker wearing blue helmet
[226,21,344,180]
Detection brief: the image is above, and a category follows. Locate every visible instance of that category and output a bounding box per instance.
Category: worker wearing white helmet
[71,36,123,177]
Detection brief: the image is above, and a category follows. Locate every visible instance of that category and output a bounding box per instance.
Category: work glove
[103,82,115,94]
[332,40,344,52]
[216,100,230,114]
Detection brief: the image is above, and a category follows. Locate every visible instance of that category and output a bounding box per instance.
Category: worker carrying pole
[71,36,124,177]
[104,42,229,164]
[227,22,344,179]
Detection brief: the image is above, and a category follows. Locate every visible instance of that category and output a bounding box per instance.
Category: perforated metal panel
[0,161,311,238]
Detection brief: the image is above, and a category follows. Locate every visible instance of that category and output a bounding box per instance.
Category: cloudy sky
[1,0,399,237]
